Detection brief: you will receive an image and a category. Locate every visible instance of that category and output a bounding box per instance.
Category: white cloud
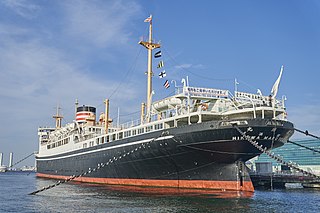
[62,0,141,47]
[0,1,144,166]
[175,64,192,69]
[287,104,320,139]
[174,63,205,70]
[0,38,140,119]
[0,31,141,165]
[193,64,205,69]
[0,23,30,37]
[2,0,40,19]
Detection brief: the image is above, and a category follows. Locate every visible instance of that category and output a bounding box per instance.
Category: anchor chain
[29,132,169,195]
[232,124,320,180]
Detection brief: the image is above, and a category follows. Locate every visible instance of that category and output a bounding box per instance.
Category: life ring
[201,103,208,111]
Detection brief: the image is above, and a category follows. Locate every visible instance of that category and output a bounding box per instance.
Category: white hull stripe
[37,135,174,161]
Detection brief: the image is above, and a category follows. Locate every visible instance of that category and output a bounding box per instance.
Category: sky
[0,0,320,166]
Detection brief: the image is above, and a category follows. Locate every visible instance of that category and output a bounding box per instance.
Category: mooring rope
[29,126,320,195]
[288,140,320,154]
[8,152,35,169]
[29,143,148,195]
[29,132,169,195]
[294,128,320,140]
[232,124,320,180]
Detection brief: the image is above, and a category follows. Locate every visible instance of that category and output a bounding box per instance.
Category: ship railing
[117,98,286,132]
[117,107,190,132]
[218,100,285,113]
[116,94,286,132]
[218,93,287,120]
[234,91,285,109]
[175,86,229,99]
[118,118,142,130]
[118,107,185,130]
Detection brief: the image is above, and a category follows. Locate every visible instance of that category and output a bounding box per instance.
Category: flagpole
[139,15,161,123]
[146,18,153,122]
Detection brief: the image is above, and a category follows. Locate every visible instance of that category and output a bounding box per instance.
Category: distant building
[255,139,320,174]
[0,153,3,166]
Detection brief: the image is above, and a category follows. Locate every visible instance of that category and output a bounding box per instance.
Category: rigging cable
[93,47,143,111]
[8,152,35,169]
[294,128,320,140]
[288,140,320,154]
[107,22,150,100]
[162,47,233,82]
[286,127,320,155]
[232,124,320,180]
[108,48,142,100]
[237,79,260,92]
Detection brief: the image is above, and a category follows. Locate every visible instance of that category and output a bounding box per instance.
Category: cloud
[0,1,144,166]
[175,64,192,69]
[61,0,141,47]
[0,23,30,37]
[2,0,41,19]
[0,38,140,120]
[193,64,205,69]
[0,29,141,165]
[174,63,205,70]
[287,104,320,139]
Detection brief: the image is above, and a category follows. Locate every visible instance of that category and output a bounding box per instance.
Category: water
[1,172,320,213]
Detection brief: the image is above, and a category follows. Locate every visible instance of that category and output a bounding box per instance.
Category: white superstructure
[37,75,287,159]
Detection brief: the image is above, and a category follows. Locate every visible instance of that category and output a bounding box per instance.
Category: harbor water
[1,172,320,213]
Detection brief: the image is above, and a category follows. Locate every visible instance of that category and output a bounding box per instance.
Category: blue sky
[0,0,320,166]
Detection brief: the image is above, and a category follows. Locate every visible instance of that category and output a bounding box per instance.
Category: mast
[53,105,63,129]
[104,99,109,134]
[139,15,160,122]
[75,98,79,116]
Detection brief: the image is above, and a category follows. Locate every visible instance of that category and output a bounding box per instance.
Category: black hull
[36,119,294,191]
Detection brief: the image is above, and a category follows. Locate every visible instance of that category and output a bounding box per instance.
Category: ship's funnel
[76,105,96,124]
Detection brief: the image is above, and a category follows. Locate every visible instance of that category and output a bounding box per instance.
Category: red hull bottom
[36,173,254,192]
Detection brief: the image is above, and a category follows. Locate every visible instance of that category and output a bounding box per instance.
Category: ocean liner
[36,16,294,192]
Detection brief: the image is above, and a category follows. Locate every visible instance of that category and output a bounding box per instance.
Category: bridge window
[155,123,163,130]
[118,132,123,140]
[124,131,131,138]
[146,126,153,132]
[138,128,144,134]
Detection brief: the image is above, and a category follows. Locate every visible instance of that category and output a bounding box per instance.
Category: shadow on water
[32,176,254,213]
[2,172,320,213]
[70,181,254,198]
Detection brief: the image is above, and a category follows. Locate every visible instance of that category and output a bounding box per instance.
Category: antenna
[139,15,161,123]
[235,78,239,93]
[53,104,63,129]
[75,98,79,116]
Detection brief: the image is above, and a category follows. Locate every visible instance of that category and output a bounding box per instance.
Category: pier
[250,138,320,189]
[250,172,320,189]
